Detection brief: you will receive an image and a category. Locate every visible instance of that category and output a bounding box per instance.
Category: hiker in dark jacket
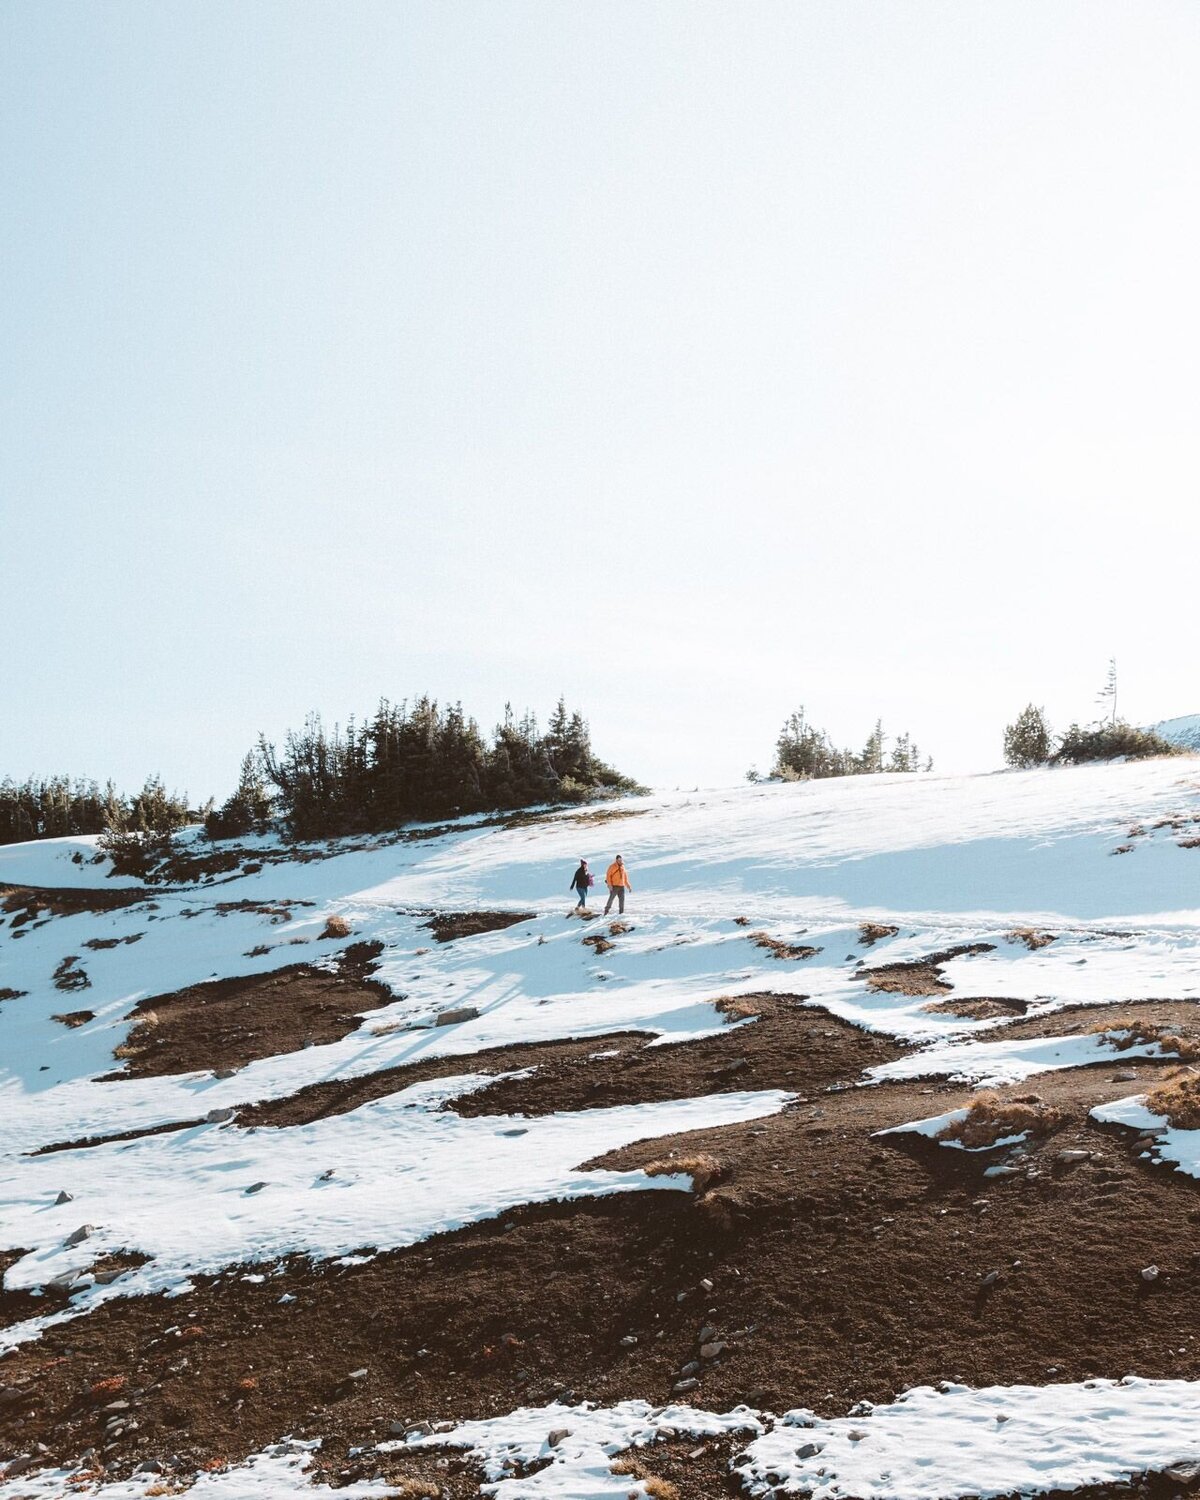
[570,859,591,911]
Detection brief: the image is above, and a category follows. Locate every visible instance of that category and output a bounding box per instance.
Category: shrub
[1146,1071,1200,1129]
[1053,720,1181,765]
[938,1091,1065,1149]
[1003,705,1052,768]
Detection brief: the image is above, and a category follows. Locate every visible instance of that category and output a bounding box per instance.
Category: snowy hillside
[2,758,1200,1498]
[1151,714,1200,752]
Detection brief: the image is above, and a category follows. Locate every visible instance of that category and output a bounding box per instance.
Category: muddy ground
[5,940,1200,1496]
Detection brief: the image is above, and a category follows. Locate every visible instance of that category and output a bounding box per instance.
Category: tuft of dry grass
[732,916,751,926]
[938,1091,1066,1150]
[748,931,819,961]
[320,914,353,940]
[860,923,899,946]
[386,1481,441,1499]
[643,1153,724,1194]
[1092,1022,1200,1061]
[716,995,765,1021]
[1146,1070,1200,1129]
[1007,927,1056,951]
[582,933,615,955]
[609,921,633,936]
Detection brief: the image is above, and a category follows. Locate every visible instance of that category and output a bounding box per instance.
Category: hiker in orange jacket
[603,854,632,916]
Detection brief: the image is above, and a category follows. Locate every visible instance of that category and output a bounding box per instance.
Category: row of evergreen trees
[754,706,931,782]
[1003,704,1180,767]
[208,697,643,841]
[0,775,191,848]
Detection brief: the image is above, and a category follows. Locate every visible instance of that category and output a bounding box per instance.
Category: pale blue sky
[3,2,1199,799]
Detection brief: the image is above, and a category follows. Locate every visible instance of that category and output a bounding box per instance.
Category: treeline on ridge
[209,696,643,841]
[750,706,931,782]
[0,775,191,849]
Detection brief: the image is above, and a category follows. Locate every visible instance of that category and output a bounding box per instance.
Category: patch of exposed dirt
[102,942,388,1080]
[859,922,899,946]
[82,933,143,950]
[923,996,1030,1020]
[746,932,820,962]
[0,987,27,1002]
[240,997,901,1129]
[51,1009,95,1028]
[31,1116,210,1158]
[423,911,538,943]
[982,999,1200,1045]
[9,1052,1200,1488]
[0,883,149,933]
[862,942,995,996]
[52,955,90,991]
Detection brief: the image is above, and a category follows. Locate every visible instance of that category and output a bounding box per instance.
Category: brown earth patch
[238,1000,901,1130]
[0,987,28,1001]
[51,1009,95,1028]
[8,1058,1200,1489]
[863,942,995,996]
[102,941,389,1080]
[978,999,1200,1046]
[923,996,1030,1020]
[31,1116,210,1158]
[82,933,144,951]
[1,883,150,922]
[423,911,538,943]
[583,932,615,955]
[746,932,820,962]
[859,923,899,946]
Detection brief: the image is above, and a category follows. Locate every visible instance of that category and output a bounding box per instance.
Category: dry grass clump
[864,942,993,996]
[609,920,633,935]
[732,915,751,926]
[643,1153,724,1194]
[1093,1022,1200,1061]
[609,1459,680,1498]
[1146,1071,1200,1129]
[716,995,766,1021]
[320,914,353,940]
[386,1483,441,1500]
[860,923,899,946]
[582,933,615,955]
[1008,927,1056,951]
[938,1091,1066,1149]
[748,931,819,961]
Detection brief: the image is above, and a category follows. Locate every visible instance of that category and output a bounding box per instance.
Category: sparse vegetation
[747,931,820,961]
[1053,720,1181,766]
[860,922,899,946]
[768,707,931,781]
[251,695,643,840]
[1093,1023,1200,1061]
[1146,1071,1200,1129]
[319,915,353,940]
[1008,927,1056,950]
[938,1091,1066,1149]
[642,1153,724,1194]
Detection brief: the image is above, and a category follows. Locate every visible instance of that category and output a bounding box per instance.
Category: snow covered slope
[1150,713,1200,751]
[2,757,1200,1495]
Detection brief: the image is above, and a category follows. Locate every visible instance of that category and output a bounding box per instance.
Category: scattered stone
[346,1367,368,1381]
[700,1342,727,1360]
[1112,1070,1139,1082]
[435,1006,481,1026]
[1057,1150,1090,1165]
[213,1067,239,1080]
[672,1377,700,1394]
[204,1108,235,1124]
[63,1224,93,1248]
[796,1442,822,1459]
[699,1277,714,1293]
[47,1270,79,1292]
[54,1190,73,1205]
[1141,1264,1160,1282]
[619,1335,638,1348]
[93,1269,125,1285]
[679,1361,700,1378]
[547,1428,570,1448]
[980,1270,1000,1288]
[244,1181,267,1195]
